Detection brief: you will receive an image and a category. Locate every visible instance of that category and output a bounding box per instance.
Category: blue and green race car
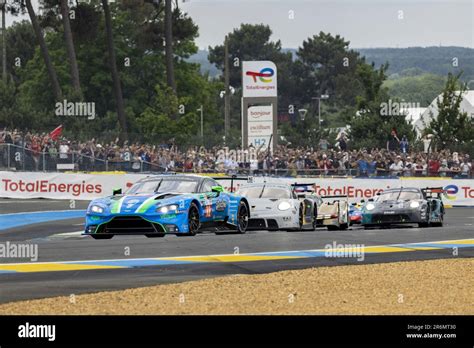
[84,174,250,239]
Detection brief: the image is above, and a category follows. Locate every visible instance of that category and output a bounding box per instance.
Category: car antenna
[396,186,404,201]
[258,182,266,198]
[154,178,164,193]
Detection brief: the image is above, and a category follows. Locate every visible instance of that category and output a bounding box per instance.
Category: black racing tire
[180,202,200,236]
[431,214,444,227]
[91,234,113,240]
[312,206,318,230]
[339,223,348,230]
[236,201,249,234]
[419,206,431,228]
[298,204,304,231]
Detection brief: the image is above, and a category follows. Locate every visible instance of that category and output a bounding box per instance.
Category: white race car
[316,195,349,230]
[236,182,319,231]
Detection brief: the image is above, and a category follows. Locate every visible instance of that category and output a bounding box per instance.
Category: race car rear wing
[212,175,250,192]
[291,183,316,198]
[321,195,349,201]
[421,187,445,199]
[291,183,315,191]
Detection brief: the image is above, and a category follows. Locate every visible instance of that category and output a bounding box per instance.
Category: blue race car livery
[84,175,250,239]
[349,202,363,225]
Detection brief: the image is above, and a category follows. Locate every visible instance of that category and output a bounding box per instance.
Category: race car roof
[136,174,205,183]
[380,187,421,193]
[238,183,291,190]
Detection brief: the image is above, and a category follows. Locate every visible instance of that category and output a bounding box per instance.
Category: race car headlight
[410,201,420,209]
[366,203,375,211]
[157,204,178,213]
[90,205,104,214]
[278,201,291,211]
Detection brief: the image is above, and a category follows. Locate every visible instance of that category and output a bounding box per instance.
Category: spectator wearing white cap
[460,157,472,178]
[389,155,404,176]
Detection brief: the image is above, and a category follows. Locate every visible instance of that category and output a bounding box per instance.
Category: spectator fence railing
[0,143,472,178]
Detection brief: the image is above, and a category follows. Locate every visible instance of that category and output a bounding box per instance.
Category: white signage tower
[241,61,278,152]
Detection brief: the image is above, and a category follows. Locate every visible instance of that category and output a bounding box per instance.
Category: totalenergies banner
[0,171,148,200]
[0,172,473,206]
[217,177,474,207]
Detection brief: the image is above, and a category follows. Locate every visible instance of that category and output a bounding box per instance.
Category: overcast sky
[6,0,474,49]
[182,0,474,49]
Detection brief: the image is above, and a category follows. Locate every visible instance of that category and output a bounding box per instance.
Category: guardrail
[0,144,167,173]
[0,143,471,178]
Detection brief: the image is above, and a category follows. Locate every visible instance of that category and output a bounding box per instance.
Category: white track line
[0,238,473,267]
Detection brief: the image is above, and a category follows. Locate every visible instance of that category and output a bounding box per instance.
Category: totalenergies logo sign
[242,61,277,97]
[440,184,474,201]
[443,185,458,200]
[246,67,275,83]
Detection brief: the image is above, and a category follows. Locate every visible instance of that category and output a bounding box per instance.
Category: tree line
[0,1,471,152]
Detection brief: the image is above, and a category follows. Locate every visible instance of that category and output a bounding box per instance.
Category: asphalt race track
[0,199,473,303]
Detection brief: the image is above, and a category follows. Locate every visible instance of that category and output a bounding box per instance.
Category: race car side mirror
[113,188,122,196]
[211,186,224,195]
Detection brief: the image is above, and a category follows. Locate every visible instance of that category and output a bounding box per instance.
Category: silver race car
[316,195,350,230]
[361,187,445,228]
[236,182,320,231]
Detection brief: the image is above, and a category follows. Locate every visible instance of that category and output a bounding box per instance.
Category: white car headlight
[157,204,178,213]
[366,203,376,211]
[278,201,291,211]
[410,201,420,208]
[90,205,104,214]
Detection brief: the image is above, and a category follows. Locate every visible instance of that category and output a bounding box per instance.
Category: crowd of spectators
[0,128,472,178]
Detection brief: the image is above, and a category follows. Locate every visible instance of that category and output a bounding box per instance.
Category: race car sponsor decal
[216,199,227,211]
[125,199,140,209]
[204,199,212,218]
[110,196,126,214]
[161,214,177,219]
[135,196,158,213]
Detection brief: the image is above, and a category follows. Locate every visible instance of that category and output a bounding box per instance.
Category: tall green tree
[101,0,127,139]
[425,73,473,150]
[208,23,294,143]
[209,24,291,89]
[164,0,176,93]
[60,0,82,99]
[24,0,62,100]
[294,32,366,106]
[348,63,416,150]
[4,20,36,82]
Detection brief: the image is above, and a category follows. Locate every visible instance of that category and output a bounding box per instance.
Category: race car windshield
[237,187,291,199]
[375,190,421,201]
[127,179,198,194]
